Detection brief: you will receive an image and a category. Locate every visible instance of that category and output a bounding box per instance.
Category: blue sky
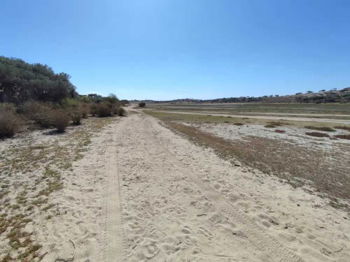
[1,0,349,100]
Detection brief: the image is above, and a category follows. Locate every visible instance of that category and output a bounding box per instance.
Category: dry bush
[80,103,90,118]
[70,110,81,125]
[96,103,112,117]
[334,126,350,132]
[117,107,127,116]
[305,126,335,132]
[0,110,23,138]
[51,110,70,132]
[305,132,330,138]
[275,129,286,133]
[334,134,350,140]
[233,123,244,126]
[21,102,54,128]
[90,103,98,116]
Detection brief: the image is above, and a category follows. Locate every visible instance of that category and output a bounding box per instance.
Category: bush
[22,102,54,128]
[96,103,112,117]
[70,110,81,125]
[51,110,70,133]
[117,107,126,116]
[0,110,23,138]
[90,103,98,116]
[80,103,90,118]
[138,102,146,108]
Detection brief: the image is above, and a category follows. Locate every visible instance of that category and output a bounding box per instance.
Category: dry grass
[167,122,350,201]
[146,110,347,130]
[305,126,336,132]
[305,132,330,138]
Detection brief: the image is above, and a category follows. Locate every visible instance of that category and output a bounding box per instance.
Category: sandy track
[111,112,350,261]
[114,113,306,261]
[38,112,349,261]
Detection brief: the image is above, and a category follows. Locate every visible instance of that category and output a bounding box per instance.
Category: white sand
[2,112,350,261]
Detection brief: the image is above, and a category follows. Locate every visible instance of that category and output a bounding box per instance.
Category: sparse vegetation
[305,126,335,132]
[334,126,350,132]
[305,132,330,138]
[275,129,286,133]
[334,134,350,140]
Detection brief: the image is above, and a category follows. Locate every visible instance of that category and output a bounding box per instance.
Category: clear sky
[1,0,349,100]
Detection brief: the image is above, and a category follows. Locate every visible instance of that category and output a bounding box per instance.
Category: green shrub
[51,110,70,133]
[0,110,23,138]
[138,102,146,108]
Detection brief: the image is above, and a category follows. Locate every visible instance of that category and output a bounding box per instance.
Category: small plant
[334,134,350,140]
[305,132,330,138]
[138,102,146,108]
[305,126,335,132]
[275,129,286,133]
[0,110,23,138]
[51,110,70,133]
[233,123,244,126]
